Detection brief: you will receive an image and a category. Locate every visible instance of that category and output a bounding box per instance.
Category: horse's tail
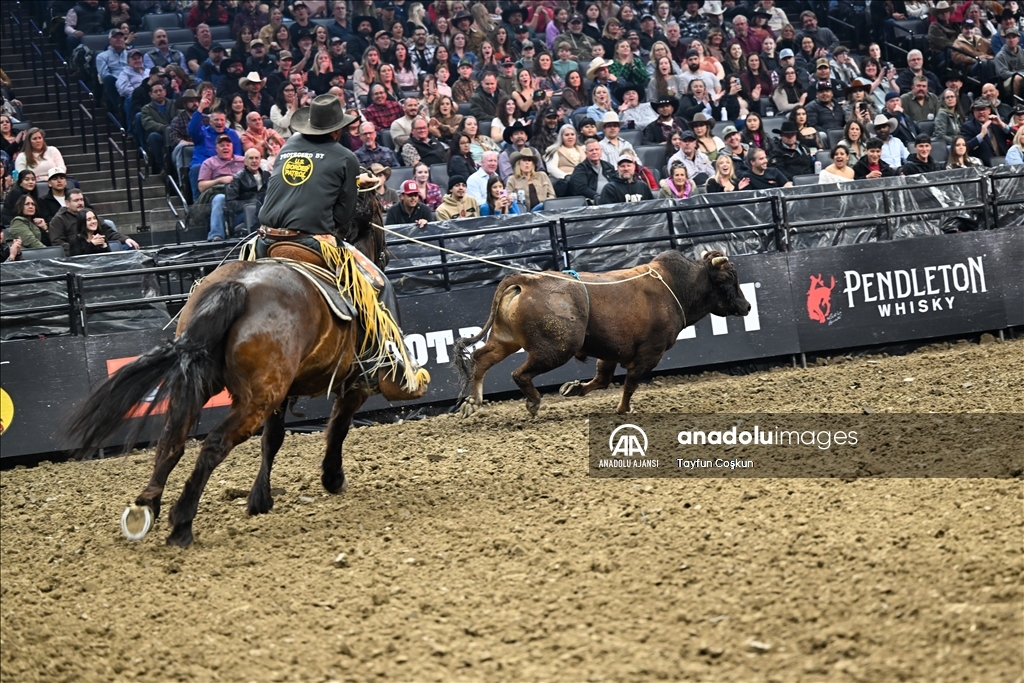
[63,282,249,455]
[452,278,518,398]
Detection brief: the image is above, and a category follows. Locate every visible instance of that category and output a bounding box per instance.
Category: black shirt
[739,167,790,190]
[185,42,210,70]
[384,200,434,225]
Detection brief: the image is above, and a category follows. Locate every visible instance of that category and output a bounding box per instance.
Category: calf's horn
[711,256,729,268]
[700,250,709,258]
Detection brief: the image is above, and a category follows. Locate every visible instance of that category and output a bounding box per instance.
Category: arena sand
[2,337,1021,683]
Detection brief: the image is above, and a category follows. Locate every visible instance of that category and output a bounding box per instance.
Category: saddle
[266,240,326,267]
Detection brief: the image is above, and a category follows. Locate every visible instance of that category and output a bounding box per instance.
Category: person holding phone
[480,176,521,216]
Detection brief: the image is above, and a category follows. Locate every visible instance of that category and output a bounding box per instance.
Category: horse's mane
[345,184,389,270]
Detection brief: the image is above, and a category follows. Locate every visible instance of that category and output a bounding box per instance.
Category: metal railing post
[90,91,100,169]
[437,235,451,291]
[54,51,66,122]
[881,190,893,240]
[137,142,149,232]
[771,196,786,252]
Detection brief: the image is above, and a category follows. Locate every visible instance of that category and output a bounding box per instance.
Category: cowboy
[240,71,271,117]
[768,121,814,181]
[927,2,959,56]
[599,149,652,205]
[498,120,545,181]
[257,95,360,254]
[618,83,657,129]
[871,113,908,168]
[385,180,433,227]
[642,96,687,145]
[599,112,635,165]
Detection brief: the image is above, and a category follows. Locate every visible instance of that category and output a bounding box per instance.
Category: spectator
[14,128,66,179]
[198,134,245,195]
[947,134,985,169]
[843,78,876,127]
[706,154,747,192]
[197,45,228,88]
[854,136,899,179]
[144,29,186,71]
[375,64,402,103]
[480,175,521,216]
[617,84,656,130]
[265,52,294,97]
[48,188,90,255]
[598,149,652,204]
[1,227,21,262]
[994,26,1023,100]
[691,113,724,161]
[679,48,721,96]
[598,112,634,165]
[553,44,579,81]
[576,117,600,143]
[223,94,248,134]
[186,0,228,30]
[719,74,757,121]
[553,14,596,62]
[980,82,1013,122]
[768,121,814,181]
[829,47,861,90]
[650,55,689,102]
[390,97,421,149]
[901,134,938,175]
[497,120,541,181]
[385,179,434,227]
[169,89,199,173]
[504,148,554,211]
[1006,127,1024,165]
[895,50,943,96]
[678,79,715,122]
[139,82,172,174]
[991,10,1019,55]
[720,124,749,168]
[270,81,305,140]
[740,52,773,101]
[186,24,215,75]
[233,0,268,39]
[934,89,966,145]
[354,121,400,168]
[2,170,39,224]
[412,163,444,210]
[208,148,268,240]
[96,28,129,117]
[239,72,271,117]
[797,11,839,52]
[241,111,285,159]
[247,39,275,79]
[739,147,793,189]
[189,88,243,198]
[115,49,147,120]
[900,76,940,125]
[740,112,773,153]
[862,59,900,113]
[658,162,694,199]
[819,144,856,183]
[435,175,480,220]
[962,98,1011,166]
[952,19,999,83]
[0,114,24,160]
[38,168,75,223]
[467,151,499,205]
[927,2,958,56]
[609,39,649,88]
[428,96,462,144]
[586,84,614,124]
[543,124,585,191]
[569,137,616,202]
[462,117,501,165]
[804,81,845,132]
[448,132,478,179]
[463,72,503,131]
[8,194,50,248]
[870,112,909,167]
[64,0,107,51]
[840,120,868,163]
[67,209,128,255]
[668,130,714,185]
[363,84,403,134]
[729,13,763,56]
[401,118,448,166]
[451,60,477,103]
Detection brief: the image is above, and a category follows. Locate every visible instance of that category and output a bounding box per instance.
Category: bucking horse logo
[806,274,835,324]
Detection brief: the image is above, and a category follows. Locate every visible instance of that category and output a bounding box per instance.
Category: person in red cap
[384,180,434,227]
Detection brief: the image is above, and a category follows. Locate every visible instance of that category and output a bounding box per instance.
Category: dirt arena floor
[2,337,1022,683]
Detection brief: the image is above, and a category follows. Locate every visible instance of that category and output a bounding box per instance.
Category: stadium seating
[543,196,588,211]
[429,163,448,189]
[793,174,820,185]
[386,166,415,191]
[141,13,182,31]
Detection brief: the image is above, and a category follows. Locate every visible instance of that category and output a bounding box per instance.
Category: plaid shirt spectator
[355,143,401,168]
[363,100,403,133]
[169,109,193,147]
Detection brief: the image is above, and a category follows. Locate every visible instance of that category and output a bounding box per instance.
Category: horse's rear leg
[247,400,287,516]
[461,339,521,417]
[561,359,617,398]
[166,401,277,547]
[321,389,368,494]
[512,349,574,417]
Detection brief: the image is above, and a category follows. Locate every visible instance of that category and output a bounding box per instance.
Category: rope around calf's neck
[370,222,685,325]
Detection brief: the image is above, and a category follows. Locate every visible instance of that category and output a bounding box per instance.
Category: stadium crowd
[3,0,1024,253]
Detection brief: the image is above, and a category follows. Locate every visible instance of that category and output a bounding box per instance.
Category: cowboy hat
[501,3,525,24]
[772,120,800,136]
[845,77,873,94]
[598,111,622,129]
[929,1,953,13]
[872,113,898,130]
[652,96,679,114]
[509,147,537,167]
[586,57,613,80]
[176,88,199,109]
[689,112,714,127]
[369,162,392,181]
[614,81,646,103]
[701,1,725,16]
[502,120,531,145]
[292,94,357,135]
[239,71,265,90]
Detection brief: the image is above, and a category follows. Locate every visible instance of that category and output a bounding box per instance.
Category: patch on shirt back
[281,155,314,185]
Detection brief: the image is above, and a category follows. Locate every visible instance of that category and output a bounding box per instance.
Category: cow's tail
[63,282,249,456]
[452,278,518,398]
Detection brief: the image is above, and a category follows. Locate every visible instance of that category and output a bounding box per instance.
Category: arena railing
[7,7,24,64]
[105,112,135,212]
[165,174,191,245]
[778,173,991,244]
[78,80,101,170]
[0,273,79,336]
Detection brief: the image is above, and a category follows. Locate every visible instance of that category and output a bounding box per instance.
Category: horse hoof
[560,380,583,397]
[525,400,540,418]
[459,398,481,418]
[121,504,153,541]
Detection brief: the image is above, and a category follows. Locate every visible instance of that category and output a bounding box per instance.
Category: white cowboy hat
[872,113,898,130]
[598,111,621,129]
[586,57,613,80]
[702,1,725,16]
[238,71,265,90]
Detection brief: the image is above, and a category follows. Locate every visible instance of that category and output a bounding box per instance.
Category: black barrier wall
[1,227,1021,459]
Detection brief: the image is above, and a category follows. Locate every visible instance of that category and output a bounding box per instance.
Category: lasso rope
[371,222,686,325]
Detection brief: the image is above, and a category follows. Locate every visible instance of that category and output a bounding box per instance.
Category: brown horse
[65,203,428,548]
